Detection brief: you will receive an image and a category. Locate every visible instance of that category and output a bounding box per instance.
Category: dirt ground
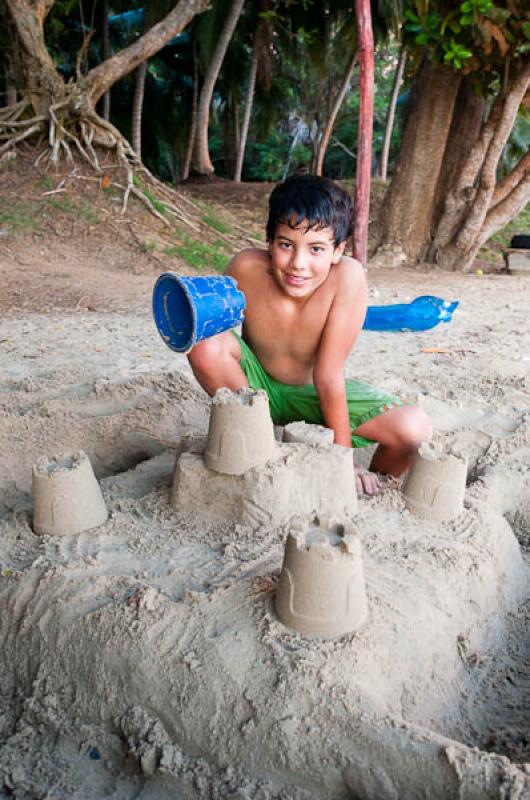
[0,151,529,799]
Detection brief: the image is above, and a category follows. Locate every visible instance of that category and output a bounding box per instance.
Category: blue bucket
[152,272,246,353]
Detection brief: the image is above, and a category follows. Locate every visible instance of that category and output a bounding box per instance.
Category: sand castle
[172,388,358,526]
[203,387,276,474]
[276,515,368,637]
[402,445,467,523]
[32,450,108,536]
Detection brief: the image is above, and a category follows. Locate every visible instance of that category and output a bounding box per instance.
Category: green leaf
[522,22,530,40]
[460,1,472,12]
[460,13,473,25]
[416,32,429,44]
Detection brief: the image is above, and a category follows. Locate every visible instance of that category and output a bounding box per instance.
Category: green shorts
[234,333,405,448]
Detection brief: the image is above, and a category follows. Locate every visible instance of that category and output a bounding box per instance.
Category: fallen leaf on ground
[421,347,452,354]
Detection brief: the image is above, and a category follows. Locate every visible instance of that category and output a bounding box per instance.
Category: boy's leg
[353,405,432,477]
[187,331,248,396]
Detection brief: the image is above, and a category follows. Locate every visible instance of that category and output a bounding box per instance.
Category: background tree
[374,0,530,271]
[189,0,247,176]
[0,0,209,177]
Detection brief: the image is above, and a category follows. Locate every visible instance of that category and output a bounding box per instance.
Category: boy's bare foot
[355,465,383,497]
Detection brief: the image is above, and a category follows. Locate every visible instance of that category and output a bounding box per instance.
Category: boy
[188,175,432,495]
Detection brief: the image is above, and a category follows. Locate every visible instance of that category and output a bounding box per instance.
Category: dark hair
[266,174,354,247]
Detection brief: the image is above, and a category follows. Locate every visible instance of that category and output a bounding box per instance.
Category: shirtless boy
[188,175,432,495]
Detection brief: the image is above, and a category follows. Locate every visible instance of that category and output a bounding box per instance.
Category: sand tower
[276,516,368,638]
[32,451,108,536]
[402,447,467,523]
[204,387,276,475]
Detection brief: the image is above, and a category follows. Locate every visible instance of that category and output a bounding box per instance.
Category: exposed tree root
[0,99,264,250]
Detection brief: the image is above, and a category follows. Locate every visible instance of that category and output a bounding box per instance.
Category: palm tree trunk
[378,44,406,181]
[191,0,246,176]
[234,40,258,182]
[101,0,110,120]
[132,60,147,157]
[352,0,374,267]
[315,52,356,177]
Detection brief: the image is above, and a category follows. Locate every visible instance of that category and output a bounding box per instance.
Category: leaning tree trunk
[2,0,209,159]
[352,0,374,267]
[315,52,357,177]
[372,60,462,263]
[378,45,406,182]
[182,35,199,181]
[234,39,258,182]
[190,0,246,176]
[132,61,148,157]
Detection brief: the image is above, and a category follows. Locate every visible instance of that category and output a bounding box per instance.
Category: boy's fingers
[355,466,383,497]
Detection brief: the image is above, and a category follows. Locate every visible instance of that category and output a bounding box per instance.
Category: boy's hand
[355,464,382,497]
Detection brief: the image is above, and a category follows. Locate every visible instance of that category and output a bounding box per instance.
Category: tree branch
[479,173,530,246]
[455,61,530,248]
[84,0,210,106]
[490,151,530,209]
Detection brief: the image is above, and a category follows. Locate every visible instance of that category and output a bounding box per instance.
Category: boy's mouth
[284,273,308,286]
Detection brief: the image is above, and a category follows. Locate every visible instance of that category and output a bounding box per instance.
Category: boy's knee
[396,405,432,449]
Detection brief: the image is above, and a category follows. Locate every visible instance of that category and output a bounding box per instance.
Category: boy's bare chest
[241,279,333,377]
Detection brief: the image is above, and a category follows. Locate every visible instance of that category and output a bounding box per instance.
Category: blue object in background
[363,295,459,332]
[153,272,246,353]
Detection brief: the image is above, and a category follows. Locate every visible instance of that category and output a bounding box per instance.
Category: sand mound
[0,265,529,798]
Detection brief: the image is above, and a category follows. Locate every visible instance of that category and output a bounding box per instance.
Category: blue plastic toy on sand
[362,295,459,332]
[153,272,246,353]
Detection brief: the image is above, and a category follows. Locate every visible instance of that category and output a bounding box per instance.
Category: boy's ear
[332,241,347,264]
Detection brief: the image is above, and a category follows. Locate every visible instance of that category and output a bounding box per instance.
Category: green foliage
[403,1,530,81]
[201,213,231,234]
[0,199,39,234]
[166,235,230,272]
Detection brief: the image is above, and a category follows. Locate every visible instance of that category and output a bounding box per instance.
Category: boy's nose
[291,249,308,270]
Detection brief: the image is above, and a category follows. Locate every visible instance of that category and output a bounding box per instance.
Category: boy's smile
[268,222,346,300]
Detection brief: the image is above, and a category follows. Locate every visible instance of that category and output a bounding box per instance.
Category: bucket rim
[152,271,198,353]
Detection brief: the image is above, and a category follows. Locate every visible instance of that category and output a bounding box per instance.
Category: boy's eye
[311,247,324,254]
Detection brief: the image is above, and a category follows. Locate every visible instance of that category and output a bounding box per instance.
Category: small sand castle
[276,515,368,638]
[283,420,334,447]
[172,390,357,527]
[204,387,276,474]
[402,443,467,523]
[32,450,108,536]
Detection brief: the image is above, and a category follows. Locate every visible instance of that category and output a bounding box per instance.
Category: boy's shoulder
[226,247,269,281]
[331,254,366,295]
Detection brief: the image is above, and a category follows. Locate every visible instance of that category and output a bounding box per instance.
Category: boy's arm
[313,259,367,447]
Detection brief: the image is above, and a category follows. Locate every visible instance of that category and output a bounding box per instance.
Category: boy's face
[268,221,346,300]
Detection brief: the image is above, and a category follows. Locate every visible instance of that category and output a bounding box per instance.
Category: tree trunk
[432,61,530,271]
[83,0,210,107]
[378,45,406,181]
[315,52,356,177]
[4,0,65,115]
[234,40,258,182]
[352,0,374,267]
[431,77,487,232]
[101,0,111,120]
[374,57,530,272]
[3,52,18,107]
[190,0,246,176]
[132,61,147,157]
[182,37,199,181]
[373,61,462,263]
[5,0,209,116]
